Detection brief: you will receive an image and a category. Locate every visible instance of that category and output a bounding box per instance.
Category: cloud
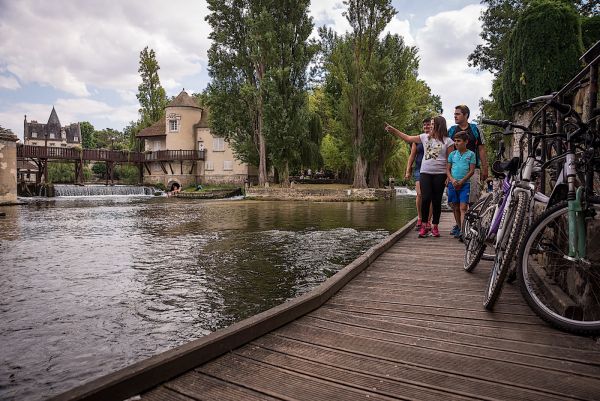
[0,74,21,90]
[0,0,211,97]
[384,17,415,46]
[415,4,492,121]
[309,1,351,35]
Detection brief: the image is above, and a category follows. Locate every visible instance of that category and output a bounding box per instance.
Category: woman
[405,117,433,230]
[385,115,454,237]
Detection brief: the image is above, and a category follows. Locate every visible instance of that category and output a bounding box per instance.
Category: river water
[0,195,415,400]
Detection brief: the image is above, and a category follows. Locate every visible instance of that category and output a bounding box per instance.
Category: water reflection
[0,196,414,400]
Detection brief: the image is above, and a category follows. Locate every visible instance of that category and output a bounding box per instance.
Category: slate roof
[167,90,201,109]
[136,117,166,137]
[24,108,81,144]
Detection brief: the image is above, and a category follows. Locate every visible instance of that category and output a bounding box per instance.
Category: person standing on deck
[405,117,433,230]
[385,116,454,238]
[447,131,476,240]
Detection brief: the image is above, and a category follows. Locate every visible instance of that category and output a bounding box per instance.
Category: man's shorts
[469,169,481,203]
[448,181,471,204]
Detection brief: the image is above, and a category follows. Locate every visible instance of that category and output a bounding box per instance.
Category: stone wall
[245,187,395,201]
[0,130,19,205]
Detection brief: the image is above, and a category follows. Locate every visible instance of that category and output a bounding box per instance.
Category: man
[448,104,488,236]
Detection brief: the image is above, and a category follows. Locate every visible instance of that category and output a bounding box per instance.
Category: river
[0,195,415,400]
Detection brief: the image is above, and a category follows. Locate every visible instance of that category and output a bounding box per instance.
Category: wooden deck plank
[273,319,600,399]
[249,334,569,401]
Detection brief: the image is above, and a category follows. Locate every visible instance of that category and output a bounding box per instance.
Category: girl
[385,116,454,237]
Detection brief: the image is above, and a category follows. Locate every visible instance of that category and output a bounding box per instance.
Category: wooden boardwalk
[138,213,600,401]
[51,213,600,401]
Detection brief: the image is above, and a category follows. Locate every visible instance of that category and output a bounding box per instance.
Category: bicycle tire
[484,191,528,310]
[517,201,600,335]
[463,195,495,272]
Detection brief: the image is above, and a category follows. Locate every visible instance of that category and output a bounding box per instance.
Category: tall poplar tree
[136,46,167,127]
[343,0,395,188]
[206,0,315,186]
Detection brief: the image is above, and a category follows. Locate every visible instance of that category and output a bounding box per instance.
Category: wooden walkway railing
[50,213,600,401]
[17,145,205,162]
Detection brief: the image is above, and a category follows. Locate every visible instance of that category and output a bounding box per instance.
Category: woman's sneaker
[418,224,429,238]
[415,219,422,231]
[450,225,460,236]
[431,225,440,237]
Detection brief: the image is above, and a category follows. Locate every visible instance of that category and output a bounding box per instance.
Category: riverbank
[245,185,395,201]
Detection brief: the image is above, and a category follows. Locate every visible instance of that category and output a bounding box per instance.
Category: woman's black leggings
[420,173,446,225]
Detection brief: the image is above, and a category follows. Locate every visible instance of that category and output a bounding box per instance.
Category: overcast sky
[0,0,492,140]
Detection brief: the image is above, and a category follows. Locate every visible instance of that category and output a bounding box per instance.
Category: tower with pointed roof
[23,107,81,148]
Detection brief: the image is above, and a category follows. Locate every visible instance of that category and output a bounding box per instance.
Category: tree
[343,0,396,188]
[206,0,316,186]
[261,0,317,185]
[469,0,597,75]
[136,46,167,127]
[499,0,583,114]
[80,121,96,149]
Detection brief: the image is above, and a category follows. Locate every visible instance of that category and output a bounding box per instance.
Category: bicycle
[517,99,600,335]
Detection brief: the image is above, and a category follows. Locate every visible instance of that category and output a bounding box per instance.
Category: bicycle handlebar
[480,119,528,132]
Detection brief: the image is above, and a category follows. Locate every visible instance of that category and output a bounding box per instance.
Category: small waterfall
[395,186,417,196]
[54,184,156,197]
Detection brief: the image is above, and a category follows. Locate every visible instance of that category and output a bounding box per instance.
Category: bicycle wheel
[517,201,600,335]
[484,191,528,310]
[463,194,495,272]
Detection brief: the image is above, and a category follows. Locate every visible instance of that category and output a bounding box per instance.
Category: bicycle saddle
[492,157,520,178]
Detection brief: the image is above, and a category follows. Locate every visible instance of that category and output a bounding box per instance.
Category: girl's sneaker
[431,225,440,237]
[418,224,429,238]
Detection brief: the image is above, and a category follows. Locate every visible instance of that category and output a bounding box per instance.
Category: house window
[49,133,55,139]
[205,160,214,171]
[32,132,37,138]
[213,137,224,151]
[198,141,205,151]
[168,119,179,132]
[223,160,233,171]
[73,136,79,142]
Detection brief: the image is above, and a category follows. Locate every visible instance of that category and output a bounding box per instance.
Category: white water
[54,184,156,197]
[395,186,417,196]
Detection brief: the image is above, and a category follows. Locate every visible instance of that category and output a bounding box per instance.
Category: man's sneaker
[431,225,440,237]
[415,219,422,231]
[418,224,428,238]
[450,225,460,236]
[454,230,462,239]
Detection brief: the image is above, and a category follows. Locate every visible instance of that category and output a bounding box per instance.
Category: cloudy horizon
[0,0,492,140]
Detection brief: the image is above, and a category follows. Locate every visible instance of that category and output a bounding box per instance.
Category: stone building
[136,90,254,189]
[23,107,81,148]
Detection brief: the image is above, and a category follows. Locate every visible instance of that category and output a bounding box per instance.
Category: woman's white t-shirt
[418,134,454,175]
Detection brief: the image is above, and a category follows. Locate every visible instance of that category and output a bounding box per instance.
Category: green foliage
[92,163,107,176]
[318,1,438,187]
[80,121,96,149]
[205,0,316,185]
[499,0,583,114]
[136,46,167,127]
[114,165,140,184]
[581,15,600,50]
[320,134,352,176]
[470,0,597,74]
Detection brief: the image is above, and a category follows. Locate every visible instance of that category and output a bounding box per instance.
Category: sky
[0,0,493,141]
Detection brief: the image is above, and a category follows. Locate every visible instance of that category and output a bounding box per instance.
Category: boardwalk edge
[49,216,418,401]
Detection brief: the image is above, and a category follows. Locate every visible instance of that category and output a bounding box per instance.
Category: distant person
[448,104,488,209]
[447,131,476,239]
[405,117,433,230]
[385,115,454,238]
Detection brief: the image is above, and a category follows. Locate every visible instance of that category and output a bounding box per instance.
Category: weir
[53,184,157,197]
